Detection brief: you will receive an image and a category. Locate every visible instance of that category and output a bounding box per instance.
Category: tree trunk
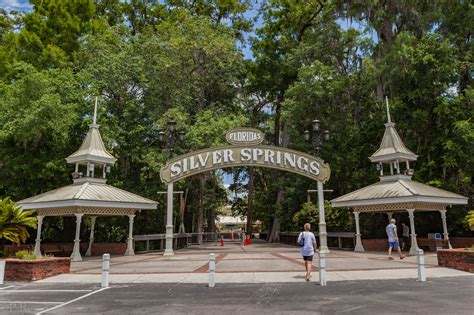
[246,167,254,234]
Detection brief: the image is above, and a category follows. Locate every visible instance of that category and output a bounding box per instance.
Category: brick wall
[88,243,127,256]
[4,258,71,281]
[362,239,388,251]
[449,238,474,249]
[437,249,474,273]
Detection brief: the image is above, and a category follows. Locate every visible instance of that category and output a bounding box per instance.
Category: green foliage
[466,211,474,232]
[0,197,37,245]
[0,1,471,241]
[15,249,36,260]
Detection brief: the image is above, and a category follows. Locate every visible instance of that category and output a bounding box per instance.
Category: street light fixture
[304,118,330,157]
[159,118,185,159]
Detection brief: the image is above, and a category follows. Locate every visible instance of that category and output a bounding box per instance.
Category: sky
[0,0,31,11]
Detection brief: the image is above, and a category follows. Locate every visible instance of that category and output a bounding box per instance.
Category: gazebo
[18,102,157,261]
[331,103,468,255]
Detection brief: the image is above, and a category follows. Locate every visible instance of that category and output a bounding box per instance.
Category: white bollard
[416,249,426,282]
[319,252,327,286]
[208,253,216,288]
[0,261,5,285]
[101,253,110,288]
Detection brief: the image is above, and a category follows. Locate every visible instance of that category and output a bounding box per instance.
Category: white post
[407,209,419,256]
[124,214,136,256]
[319,252,326,286]
[439,210,452,249]
[0,261,5,285]
[416,249,426,282]
[387,212,393,222]
[164,182,174,256]
[317,180,329,254]
[208,253,216,288]
[353,211,365,252]
[101,253,110,287]
[34,215,45,257]
[71,213,84,262]
[86,216,97,256]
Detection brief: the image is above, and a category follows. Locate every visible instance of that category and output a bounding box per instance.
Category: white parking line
[0,301,62,304]
[36,287,110,315]
[0,289,93,293]
[0,285,14,290]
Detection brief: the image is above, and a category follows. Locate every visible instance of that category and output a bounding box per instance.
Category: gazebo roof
[17,179,157,211]
[331,175,468,209]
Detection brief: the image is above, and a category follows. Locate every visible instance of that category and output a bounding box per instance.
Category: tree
[0,197,37,246]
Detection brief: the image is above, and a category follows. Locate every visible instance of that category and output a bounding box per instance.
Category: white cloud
[0,0,33,12]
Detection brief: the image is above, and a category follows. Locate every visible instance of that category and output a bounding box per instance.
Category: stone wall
[4,258,71,281]
[437,249,474,273]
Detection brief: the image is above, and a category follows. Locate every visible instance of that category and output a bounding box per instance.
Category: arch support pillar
[164,182,174,256]
[317,181,329,254]
[353,211,365,252]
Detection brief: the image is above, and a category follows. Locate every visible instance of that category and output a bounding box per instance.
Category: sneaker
[388,257,394,260]
[400,255,406,260]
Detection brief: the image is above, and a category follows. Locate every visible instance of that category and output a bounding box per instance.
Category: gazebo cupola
[65,99,117,184]
[369,98,418,179]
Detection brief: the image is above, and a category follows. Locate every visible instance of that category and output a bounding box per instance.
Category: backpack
[299,232,305,247]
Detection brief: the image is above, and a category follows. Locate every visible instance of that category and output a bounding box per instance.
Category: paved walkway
[37,240,472,284]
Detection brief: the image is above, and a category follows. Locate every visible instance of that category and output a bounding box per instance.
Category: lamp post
[303,119,330,158]
[158,119,185,159]
[304,119,330,254]
[158,118,185,256]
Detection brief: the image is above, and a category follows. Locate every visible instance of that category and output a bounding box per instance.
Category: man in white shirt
[386,219,406,260]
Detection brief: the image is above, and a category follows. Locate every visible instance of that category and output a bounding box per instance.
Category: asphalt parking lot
[1,276,473,314]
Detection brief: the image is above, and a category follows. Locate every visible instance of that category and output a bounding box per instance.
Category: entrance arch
[159,128,331,256]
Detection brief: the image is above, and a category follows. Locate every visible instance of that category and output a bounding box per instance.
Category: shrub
[15,249,36,260]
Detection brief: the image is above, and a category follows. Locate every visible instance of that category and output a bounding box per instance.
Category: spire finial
[385,96,392,123]
[93,97,98,125]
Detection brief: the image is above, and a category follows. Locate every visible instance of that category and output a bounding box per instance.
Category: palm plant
[467,210,474,231]
[0,197,37,246]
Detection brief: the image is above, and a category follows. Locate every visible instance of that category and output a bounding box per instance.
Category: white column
[71,214,84,262]
[439,210,452,249]
[164,182,174,256]
[387,212,393,222]
[34,215,45,257]
[407,209,419,255]
[353,211,365,252]
[85,216,97,256]
[317,181,329,254]
[124,214,136,256]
